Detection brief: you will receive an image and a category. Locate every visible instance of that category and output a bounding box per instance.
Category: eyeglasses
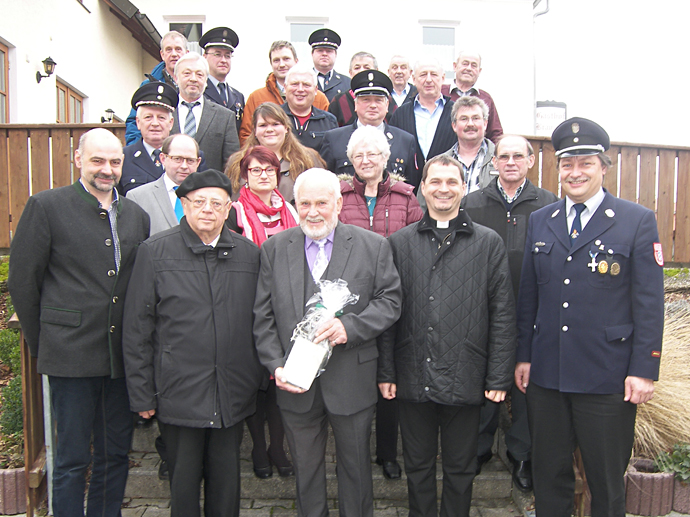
[164,155,199,166]
[352,152,382,162]
[184,197,230,211]
[206,51,232,60]
[496,153,527,164]
[248,166,278,177]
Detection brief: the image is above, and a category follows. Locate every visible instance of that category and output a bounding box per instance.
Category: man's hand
[485,390,506,403]
[314,317,348,346]
[274,367,306,394]
[515,362,531,394]
[379,383,397,400]
[139,410,156,419]
[624,376,655,404]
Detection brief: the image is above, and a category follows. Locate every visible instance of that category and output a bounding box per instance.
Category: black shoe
[268,449,294,477]
[135,415,154,428]
[253,465,273,479]
[376,458,401,480]
[476,452,492,475]
[158,460,169,481]
[507,451,532,492]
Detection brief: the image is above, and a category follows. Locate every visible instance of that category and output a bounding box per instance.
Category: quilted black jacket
[379,210,517,406]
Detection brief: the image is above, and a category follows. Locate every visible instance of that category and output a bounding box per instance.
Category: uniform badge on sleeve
[653,243,664,266]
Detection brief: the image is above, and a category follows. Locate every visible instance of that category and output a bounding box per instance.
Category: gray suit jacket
[126,175,178,236]
[253,223,402,415]
[172,99,240,172]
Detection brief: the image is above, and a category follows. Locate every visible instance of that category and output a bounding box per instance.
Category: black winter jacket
[379,210,516,406]
[123,219,263,428]
[462,178,558,300]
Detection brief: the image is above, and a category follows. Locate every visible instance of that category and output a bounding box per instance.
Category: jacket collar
[179,217,237,255]
[417,209,474,237]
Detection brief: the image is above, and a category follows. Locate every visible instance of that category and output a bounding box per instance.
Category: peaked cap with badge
[552,117,610,157]
[351,70,393,97]
[308,28,341,50]
[198,27,239,52]
[131,81,178,112]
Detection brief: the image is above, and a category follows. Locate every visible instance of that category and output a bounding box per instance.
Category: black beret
[176,169,233,198]
[351,70,393,96]
[552,117,610,157]
[308,28,341,49]
[199,27,239,52]
[131,82,178,111]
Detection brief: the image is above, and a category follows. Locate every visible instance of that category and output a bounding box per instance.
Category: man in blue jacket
[125,31,188,145]
[515,118,664,517]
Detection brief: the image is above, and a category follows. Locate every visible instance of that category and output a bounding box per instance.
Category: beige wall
[0,0,154,124]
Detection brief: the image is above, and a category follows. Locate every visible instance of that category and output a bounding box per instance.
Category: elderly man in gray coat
[253,168,402,517]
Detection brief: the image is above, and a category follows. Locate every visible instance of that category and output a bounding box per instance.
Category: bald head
[75,128,124,195]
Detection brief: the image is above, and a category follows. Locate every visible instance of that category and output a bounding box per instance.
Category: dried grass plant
[634,304,690,458]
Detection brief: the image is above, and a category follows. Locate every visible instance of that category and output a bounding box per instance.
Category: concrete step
[126,451,512,501]
[127,420,513,502]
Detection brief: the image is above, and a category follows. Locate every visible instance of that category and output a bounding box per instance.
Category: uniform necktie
[182,101,199,138]
[173,186,184,222]
[570,203,586,246]
[152,149,162,167]
[318,72,329,88]
[218,83,228,107]
[311,240,328,282]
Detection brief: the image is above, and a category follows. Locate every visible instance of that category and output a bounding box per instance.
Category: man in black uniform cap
[310,28,350,102]
[199,27,245,133]
[121,82,178,195]
[516,117,664,517]
[320,70,417,187]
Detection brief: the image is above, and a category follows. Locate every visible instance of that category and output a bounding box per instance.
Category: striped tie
[182,101,199,138]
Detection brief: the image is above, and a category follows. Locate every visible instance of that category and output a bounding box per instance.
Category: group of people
[6,22,665,517]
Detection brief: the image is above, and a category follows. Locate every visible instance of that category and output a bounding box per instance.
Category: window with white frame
[421,25,456,80]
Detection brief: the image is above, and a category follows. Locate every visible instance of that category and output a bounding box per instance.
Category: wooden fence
[0,125,688,264]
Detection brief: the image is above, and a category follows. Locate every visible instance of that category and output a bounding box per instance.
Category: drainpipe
[533,0,550,134]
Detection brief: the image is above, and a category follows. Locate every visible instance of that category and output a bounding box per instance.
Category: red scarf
[237,186,297,247]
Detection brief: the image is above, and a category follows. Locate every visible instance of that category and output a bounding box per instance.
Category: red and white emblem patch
[653,243,664,266]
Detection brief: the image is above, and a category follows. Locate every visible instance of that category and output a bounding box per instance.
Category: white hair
[285,62,318,86]
[294,168,341,203]
[174,52,209,78]
[346,125,391,163]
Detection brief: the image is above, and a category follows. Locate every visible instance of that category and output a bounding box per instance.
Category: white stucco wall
[0,0,155,124]
[135,0,535,135]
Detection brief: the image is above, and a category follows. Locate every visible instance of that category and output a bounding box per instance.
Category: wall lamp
[36,57,57,83]
[101,109,115,123]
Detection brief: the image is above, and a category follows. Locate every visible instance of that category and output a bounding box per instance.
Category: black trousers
[526,383,637,517]
[160,422,243,517]
[398,400,480,517]
[375,390,399,462]
[477,384,531,460]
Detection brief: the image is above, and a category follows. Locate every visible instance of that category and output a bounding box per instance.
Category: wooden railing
[526,136,688,265]
[0,125,688,265]
[0,124,126,249]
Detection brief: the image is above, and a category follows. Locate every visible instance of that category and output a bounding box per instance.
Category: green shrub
[0,259,8,284]
[0,375,23,437]
[655,443,690,482]
[0,329,21,375]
